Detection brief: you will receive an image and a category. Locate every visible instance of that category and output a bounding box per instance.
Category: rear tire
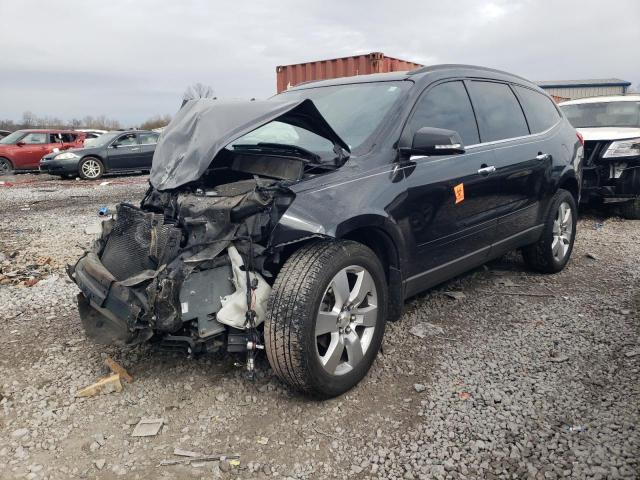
[0,157,14,175]
[78,157,104,180]
[620,198,640,220]
[264,240,387,398]
[523,189,577,273]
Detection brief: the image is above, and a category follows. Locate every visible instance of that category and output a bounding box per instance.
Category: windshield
[86,131,120,148]
[231,81,409,155]
[561,101,640,128]
[0,130,26,144]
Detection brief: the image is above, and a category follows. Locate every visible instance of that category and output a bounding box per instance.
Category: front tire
[0,157,14,175]
[264,240,387,398]
[523,189,577,273]
[620,198,640,220]
[78,157,104,180]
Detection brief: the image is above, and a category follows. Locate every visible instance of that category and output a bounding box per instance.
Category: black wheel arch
[268,215,406,322]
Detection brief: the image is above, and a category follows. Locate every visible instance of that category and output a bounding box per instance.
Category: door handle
[536,153,551,161]
[130,147,141,151]
[477,165,496,175]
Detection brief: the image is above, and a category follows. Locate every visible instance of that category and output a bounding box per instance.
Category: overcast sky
[1,0,638,125]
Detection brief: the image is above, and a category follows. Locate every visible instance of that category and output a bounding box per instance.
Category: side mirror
[409,127,465,156]
[16,141,25,147]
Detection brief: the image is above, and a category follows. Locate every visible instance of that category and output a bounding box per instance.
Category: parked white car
[559,95,640,218]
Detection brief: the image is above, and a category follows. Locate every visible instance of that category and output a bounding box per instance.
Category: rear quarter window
[467,81,529,142]
[514,86,560,133]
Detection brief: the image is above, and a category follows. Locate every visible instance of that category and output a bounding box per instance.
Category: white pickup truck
[560,95,640,219]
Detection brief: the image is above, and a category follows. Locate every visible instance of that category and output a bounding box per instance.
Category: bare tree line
[0,83,215,132]
[0,111,174,132]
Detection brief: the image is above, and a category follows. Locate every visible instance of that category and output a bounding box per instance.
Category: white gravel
[0,173,638,479]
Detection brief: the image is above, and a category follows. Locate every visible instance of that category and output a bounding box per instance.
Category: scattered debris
[549,353,569,363]
[95,459,106,470]
[585,252,599,260]
[174,448,202,457]
[159,451,240,466]
[594,222,605,230]
[478,290,556,298]
[620,309,632,315]
[414,383,426,393]
[494,278,518,287]
[98,181,111,186]
[568,425,588,433]
[410,322,444,338]
[131,418,164,437]
[443,291,466,300]
[104,356,134,383]
[256,436,269,445]
[77,374,123,397]
[625,347,640,358]
[98,206,109,216]
[458,392,471,401]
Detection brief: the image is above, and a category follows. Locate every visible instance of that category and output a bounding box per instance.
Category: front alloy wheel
[265,240,387,398]
[316,265,378,376]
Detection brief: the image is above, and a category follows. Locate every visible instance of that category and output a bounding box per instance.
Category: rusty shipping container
[276,52,423,93]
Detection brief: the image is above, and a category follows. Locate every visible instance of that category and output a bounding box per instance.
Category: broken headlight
[602,137,640,158]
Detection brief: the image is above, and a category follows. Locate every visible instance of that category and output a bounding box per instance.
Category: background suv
[560,95,640,218]
[40,130,159,179]
[0,129,85,174]
[71,65,582,397]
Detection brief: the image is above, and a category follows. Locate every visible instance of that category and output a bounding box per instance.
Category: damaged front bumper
[69,180,288,351]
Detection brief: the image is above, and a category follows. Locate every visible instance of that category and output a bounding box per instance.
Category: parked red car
[0,129,86,174]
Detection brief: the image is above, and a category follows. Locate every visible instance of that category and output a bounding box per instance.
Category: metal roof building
[536,78,631,100]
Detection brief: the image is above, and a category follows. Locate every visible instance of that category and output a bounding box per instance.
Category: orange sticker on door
[454,183,465,204]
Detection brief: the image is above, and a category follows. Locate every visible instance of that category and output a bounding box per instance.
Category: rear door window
[467,81,529,142]
[514,86,561,133]
[139,132,159,145]
[406,81,480,146]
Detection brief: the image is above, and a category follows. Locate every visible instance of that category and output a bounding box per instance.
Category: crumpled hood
[577,127,640,141]
[150,98,350,191]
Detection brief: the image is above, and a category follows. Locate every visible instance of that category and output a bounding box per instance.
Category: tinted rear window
[467,81,529,142]
[514,86,560,133]
[406,81,480,146]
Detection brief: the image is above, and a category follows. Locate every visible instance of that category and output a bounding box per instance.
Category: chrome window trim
[465,118,561,150]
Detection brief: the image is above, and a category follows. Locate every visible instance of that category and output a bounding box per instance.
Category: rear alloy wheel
[0,157,14,175]
[79,157,104,180]
[265,240,387,398]
[523,189,577,273]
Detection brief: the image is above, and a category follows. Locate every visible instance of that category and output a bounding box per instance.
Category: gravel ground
[0,173,638,479]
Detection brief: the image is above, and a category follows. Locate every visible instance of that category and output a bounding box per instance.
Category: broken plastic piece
[131,418,164,437]
[104,356,134,383]
[77,374,123,397]
[216,245,271,329]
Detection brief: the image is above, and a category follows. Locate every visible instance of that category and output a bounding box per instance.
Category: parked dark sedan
[70,65,583,398]
[40,130,159,179]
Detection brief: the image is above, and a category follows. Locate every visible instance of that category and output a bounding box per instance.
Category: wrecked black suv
[70,65,583,398]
